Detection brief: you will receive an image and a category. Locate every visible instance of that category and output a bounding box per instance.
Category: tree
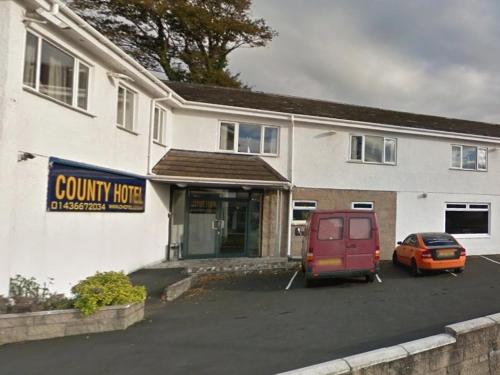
[69,0,277,87]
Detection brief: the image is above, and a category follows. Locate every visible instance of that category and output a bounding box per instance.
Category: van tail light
[307,247,314,263]
[460,248,466,257]
[374,250,380,262]
[421,249,432,259]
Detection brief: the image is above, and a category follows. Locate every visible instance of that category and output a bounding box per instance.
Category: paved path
[2,256,500,375]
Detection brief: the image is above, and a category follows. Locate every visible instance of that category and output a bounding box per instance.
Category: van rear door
[312,213,346,273]
[345,213,376,270]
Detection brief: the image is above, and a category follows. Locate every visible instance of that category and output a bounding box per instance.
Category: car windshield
[421,233,457,247]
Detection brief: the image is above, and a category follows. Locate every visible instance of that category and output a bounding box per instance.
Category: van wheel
[392,252,399,266]
[455,267,464,274]
[411,259,422,277]
[305,277,314,288]
[365,273,375,283]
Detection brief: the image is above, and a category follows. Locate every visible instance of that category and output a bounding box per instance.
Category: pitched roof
[165,81,500,139]
[152,149,288,182]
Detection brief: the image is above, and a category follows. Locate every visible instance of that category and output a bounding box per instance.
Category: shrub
[71,271,146,316]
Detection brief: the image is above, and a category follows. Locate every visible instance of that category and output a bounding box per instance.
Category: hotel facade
[1,0,500,295]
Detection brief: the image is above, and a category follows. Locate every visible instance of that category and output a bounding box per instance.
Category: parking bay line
[285,271,298,290]
[376,274,382,283]
[480,255,500,266]
[446,270,457,277]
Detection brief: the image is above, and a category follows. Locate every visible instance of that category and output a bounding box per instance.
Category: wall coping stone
[398,333,456,355]
[0,304,134,320]
[486,312,500,324]
[278,359,350,375]
[445,317,496,337]
[343,345,408,370]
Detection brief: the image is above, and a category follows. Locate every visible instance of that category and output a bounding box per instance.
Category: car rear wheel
[365,273,375,283]
[392,251,399,266]
[411,259,422,277]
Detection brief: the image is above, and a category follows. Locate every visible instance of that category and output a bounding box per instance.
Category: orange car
[392,232,466,276]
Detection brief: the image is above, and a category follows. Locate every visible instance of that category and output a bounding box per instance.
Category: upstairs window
[350,135,396,164]
[451,145,487,171]
[153,106,167,144]
[219,122,279,155]
[23,31,90,110]
[117,85,135,131]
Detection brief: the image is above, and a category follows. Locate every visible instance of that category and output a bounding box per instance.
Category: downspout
[275,189,282,257]
[287,115,298,259]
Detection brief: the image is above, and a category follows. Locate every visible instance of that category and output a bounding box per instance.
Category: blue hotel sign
[47,158,146,212]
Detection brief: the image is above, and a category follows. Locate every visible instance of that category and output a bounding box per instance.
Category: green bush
[71,271,146,316]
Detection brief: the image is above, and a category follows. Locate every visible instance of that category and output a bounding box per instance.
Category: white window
[451,145,487,171]
[153,106,167,144]
[23,31,90,110]
[292,201,317,223]
[351,202,374,210]
[445,203,489,236]
[117,85,136,131]
[349,135,397,164]
[219,122,279,155]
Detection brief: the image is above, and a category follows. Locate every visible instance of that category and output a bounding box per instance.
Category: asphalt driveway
[2,255,500,375]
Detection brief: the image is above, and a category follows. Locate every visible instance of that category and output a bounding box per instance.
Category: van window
[349,218,372,239]
[318,218,343,240]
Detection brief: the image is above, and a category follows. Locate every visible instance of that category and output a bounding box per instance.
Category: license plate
[318,258,342,266]
[438,249,455,258]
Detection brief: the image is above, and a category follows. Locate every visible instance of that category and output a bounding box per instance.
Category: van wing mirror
[294,227,303,236]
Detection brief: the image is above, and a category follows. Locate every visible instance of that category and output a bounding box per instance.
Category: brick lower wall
[279,312,500,375]
[291,187,397,260]
[261,190,289,257]
[0,303,144,345]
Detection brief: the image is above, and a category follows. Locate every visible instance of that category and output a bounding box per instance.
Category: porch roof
[151,149,290,188]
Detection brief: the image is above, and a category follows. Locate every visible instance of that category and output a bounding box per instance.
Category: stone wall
[291,187,397,260]
[278,312,500,375]
[0,303,144,346]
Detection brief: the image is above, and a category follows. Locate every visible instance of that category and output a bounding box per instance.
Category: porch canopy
[150,149,290,189]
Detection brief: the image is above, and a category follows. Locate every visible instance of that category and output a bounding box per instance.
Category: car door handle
[346,244,356,248]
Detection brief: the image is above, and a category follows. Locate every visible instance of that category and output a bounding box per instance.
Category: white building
[1,0,499,295]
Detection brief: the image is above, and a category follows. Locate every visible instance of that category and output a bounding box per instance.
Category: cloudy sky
[230,0,500,123]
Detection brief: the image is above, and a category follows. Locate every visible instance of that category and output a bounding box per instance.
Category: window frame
[445,202,490,238]
[153,105,167,145]
[218,121,280,156]
[450,144,488,171]
[116,83,137,133]
[351,202,374,210]
[348,134,397,165]
[22,30,92,112]
[292,200,317,224]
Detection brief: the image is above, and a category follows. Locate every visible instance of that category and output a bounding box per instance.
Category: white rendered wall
[0,1,171,294]
[171,109,290,178]
[396,192,500,256]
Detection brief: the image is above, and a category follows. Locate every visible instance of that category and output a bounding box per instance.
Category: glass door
[217,200,248,257]
[186,198,218,257]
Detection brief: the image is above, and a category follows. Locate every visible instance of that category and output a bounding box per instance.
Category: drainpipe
[147,94,172,174]
[287,115,297,259]
[275,189,282,257]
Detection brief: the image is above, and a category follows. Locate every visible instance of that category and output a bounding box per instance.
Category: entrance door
[184,189,262,259]
[218,200,247,257]
[186,198,218,257]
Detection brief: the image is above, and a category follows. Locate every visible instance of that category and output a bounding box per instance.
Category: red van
[300,210,380,287]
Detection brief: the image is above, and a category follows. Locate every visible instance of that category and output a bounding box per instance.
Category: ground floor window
[292,200,317,223]
[351,202,374,210]
[445,203,489,235]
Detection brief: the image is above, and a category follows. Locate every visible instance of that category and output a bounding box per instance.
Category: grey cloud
[230,0,500,123]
